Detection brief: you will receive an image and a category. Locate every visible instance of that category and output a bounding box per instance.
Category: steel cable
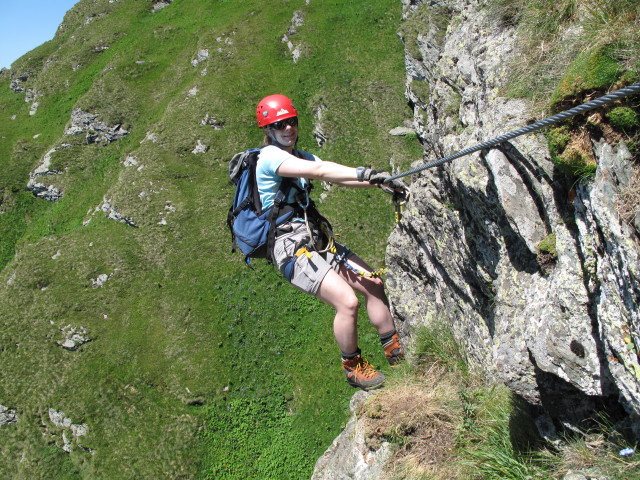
[385,82,640,183]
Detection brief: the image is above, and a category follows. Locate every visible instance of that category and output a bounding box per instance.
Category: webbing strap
[385,82,640,182]
[265,179,295,264]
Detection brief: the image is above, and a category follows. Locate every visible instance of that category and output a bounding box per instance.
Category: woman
[254,94,408,390]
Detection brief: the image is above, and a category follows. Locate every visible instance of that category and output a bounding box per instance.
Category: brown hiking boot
[342,354,385,390]
[383,332,405,366]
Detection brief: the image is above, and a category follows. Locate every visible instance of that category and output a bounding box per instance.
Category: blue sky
[0,0,79,69]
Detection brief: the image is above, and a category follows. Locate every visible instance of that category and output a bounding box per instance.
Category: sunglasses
[268,117,298,130]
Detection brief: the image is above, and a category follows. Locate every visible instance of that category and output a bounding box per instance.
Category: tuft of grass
[492,0,640,108]
[536,417,640,479]
[457,387,542,480]
[412,322,469,377]
[551,44,622,106]
[608,106,640,132]
[546,126,572,157]
[545,125,597,181]
[536,232,558,274]
[537,232,557,257]
[616,167,640,229]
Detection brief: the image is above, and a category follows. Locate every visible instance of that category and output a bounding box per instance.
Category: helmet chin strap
[267,128,297,151]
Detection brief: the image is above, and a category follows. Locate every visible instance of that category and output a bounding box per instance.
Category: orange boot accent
[342,354,385,390]
[383,333,405,366]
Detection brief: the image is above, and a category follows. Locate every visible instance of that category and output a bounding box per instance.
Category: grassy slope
[0,0,420,478]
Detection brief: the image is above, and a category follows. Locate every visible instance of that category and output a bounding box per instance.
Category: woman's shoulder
[260,144,285,156]
[258,145,289,163]
[257,145,291,176]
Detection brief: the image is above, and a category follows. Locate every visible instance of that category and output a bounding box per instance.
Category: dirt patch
[537,251,557,275]
[588,111,626,145]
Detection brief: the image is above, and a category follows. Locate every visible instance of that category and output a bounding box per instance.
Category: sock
[341,348,361,362]
[379,329,397,349]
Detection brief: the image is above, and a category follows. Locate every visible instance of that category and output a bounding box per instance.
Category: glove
[363,169,409,200]
[361,168,386,185]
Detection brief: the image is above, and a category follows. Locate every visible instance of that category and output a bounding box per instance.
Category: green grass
[3,0,636,477]
[0,0,418,478]
[609,106,640,132]
[551,44,623,105]
[488,0,640,107]
[536,233,557,257]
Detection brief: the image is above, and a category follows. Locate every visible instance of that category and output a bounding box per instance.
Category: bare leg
[315,255,396,353]
[316,260,394,390]
[315,269,359,354]
[338,254,395,335]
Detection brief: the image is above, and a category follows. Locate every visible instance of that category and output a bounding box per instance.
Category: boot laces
[353,358,378,379]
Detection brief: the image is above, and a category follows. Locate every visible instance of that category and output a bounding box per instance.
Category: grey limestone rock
[0,405,19,426]
[311,391,393,480]
[386,0,640,439]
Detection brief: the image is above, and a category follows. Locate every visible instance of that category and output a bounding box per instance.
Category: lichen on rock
[386,0,640,441]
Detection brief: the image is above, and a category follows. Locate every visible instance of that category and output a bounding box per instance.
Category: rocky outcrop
[57,325,92,351]
[27,109,129,201]
[152,1,172,13]
[47,408,90,453]
[65,108,129,145]
[311,391,393,480]
[9,72,42,114]
[282,10,305,63]
[386,0,640,438]
[0,405,18,426]
[27,146,66,201]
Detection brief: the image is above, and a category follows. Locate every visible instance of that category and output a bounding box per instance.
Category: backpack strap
[265,178,295,264]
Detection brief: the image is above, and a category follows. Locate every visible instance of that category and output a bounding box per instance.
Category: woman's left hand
[366,170,409,200]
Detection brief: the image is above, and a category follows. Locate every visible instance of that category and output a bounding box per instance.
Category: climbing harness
[334,247,388,278]
[294,190,388,278]
[298,190,336,254]
[297,200,387,278]
[384,82,640,183]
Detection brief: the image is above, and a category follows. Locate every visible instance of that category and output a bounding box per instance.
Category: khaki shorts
[272,222,354,295]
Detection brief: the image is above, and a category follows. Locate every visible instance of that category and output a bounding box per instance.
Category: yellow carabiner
[392,191,407,223]
[394,202,406,223]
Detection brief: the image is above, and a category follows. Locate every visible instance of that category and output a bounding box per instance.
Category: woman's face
[267,118,298,148]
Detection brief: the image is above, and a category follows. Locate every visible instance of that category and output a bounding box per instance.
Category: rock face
[311,391,393,480]
[386,0,640,438]
[65,108,129,145]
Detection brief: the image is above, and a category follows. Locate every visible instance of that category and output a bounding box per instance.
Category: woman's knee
[338,290,359,314]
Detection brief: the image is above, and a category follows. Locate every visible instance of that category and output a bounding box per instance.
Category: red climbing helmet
[256,94,298,128]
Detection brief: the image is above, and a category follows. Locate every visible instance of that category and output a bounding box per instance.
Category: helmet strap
[266,128,298,151]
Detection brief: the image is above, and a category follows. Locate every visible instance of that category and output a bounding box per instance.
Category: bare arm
[276,158,373,187]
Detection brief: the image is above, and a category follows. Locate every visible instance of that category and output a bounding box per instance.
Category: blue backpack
[226,148,298,261]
